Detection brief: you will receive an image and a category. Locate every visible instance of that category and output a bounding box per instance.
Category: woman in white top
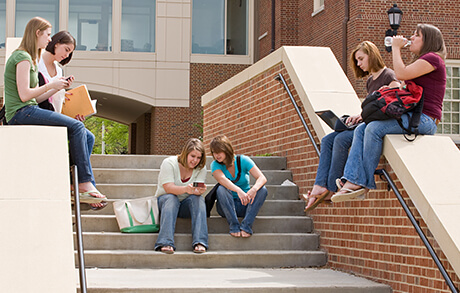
[38,30,101,209]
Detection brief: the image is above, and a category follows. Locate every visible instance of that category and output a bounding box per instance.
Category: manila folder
[61,84,97,118]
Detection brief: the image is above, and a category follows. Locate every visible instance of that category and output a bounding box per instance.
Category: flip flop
[336,178,345,190]
[72,190,107,204]
[159,246,175,254]
[331,187,365,203]
[304,190,330,212]
[193,244,207,254]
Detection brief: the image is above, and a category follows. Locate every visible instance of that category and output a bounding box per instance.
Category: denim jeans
[9,105,95,184]
[314,130,354,192]
[216,185,268,235]
[342,113,437,189]
[155,193,208,251]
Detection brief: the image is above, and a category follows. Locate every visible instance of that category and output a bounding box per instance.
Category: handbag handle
[125,200,152,224]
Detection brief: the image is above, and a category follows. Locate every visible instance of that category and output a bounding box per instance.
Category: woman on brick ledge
[210,135,268,238]
[154,138,208,254]
[4,17,106,206]
[304,41,399,211]
[332,24,446,202]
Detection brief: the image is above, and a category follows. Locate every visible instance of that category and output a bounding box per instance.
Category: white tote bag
[113,196,160,233]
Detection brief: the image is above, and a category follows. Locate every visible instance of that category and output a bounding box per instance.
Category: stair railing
[72,165,88,293]
[375,169,458,293]
[275,72,459,293]
[275,73,320,157]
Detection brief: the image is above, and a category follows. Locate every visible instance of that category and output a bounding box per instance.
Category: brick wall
[150,63,248,155]
[202,64,460,293]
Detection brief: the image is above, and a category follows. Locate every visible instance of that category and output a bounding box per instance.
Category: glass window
[192,0,225,55]
[227,0,248,55]
[0,0,5,48]
[121,0,155,52]
[313,0,325,16]
[15,0,59,37]
[192,0,248,55]
[69,0,112,51]
[438,65,460,136]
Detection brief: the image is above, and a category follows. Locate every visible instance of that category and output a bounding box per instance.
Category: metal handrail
[72,165,88,293]
[275,73,321,157]
[275,72,458,292]
[375,169,458,293]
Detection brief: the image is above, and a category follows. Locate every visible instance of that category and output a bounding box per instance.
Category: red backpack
[361,81,424,141]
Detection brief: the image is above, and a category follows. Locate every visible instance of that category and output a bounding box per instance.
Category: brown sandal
[193,244,206,253]
[304,190,330,212]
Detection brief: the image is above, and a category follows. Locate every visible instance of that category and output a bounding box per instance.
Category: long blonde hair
[349,41,385,79]
[18,17,51,65]
[177,138,206,170]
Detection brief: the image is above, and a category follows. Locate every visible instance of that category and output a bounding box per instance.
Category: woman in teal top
[4,17,106,207]
[210,135,267,238]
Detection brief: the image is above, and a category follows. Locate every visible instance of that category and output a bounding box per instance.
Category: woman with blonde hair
[304,41,399,211]
[4,17,106,206]
[154,138,208,254]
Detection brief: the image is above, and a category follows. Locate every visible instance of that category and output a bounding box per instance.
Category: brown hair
[18,17,51,66]
[209,135,235,168]
[46,30,76,65]
[177,138,206,170]
[412,24,446,62]
[349,41,385,79]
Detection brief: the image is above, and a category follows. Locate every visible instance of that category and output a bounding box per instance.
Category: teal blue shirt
[211,155,255,199]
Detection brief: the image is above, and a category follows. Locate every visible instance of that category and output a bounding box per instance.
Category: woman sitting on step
[210,135,268,238]
[154,138,208,254]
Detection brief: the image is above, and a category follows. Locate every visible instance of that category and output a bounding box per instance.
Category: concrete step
[93,168,293,185]
[80,215,312,233]
[81,199,306,216]
[96,184,299,200]
[91,154,287,170]
[77,268,392,293]
[79,250,328,269]
[78,232,319,251]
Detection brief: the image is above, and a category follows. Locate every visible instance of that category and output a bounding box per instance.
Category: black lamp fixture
[385,4,403,52]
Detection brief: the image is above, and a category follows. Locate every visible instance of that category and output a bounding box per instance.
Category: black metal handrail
[275,73,321,157]
[72,165,88,293]
[375,169,458,293]
[275,72,458,292]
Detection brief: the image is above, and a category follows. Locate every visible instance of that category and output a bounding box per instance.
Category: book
[61,84,97,118]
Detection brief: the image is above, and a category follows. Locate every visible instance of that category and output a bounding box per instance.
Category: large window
[439,64,460,139]
[69,0,112,51]
[121,0,155,52]
[15,0,59,37]
[192,0,248,55]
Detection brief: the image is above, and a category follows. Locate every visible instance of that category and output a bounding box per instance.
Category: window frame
[439,59,460,143]
[312,0,324,17]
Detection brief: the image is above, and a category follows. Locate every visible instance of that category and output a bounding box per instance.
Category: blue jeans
[342,113,437,189]
[216,185,268,235]
[9,105,95,184]
[315,130,354,192]
[155,193,208,251]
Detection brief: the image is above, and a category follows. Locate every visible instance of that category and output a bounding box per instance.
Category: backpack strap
[232,155,242,183]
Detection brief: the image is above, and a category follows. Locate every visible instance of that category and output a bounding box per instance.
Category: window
[69,0,112,51]
[192,0,248,55]
[439,63,460,140]
[312,0,324,16]
[0,0,5,47]
[121,0,155,52]
[15,0,59,37]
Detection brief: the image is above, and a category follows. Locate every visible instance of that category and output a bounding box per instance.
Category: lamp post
[385,4,403,52]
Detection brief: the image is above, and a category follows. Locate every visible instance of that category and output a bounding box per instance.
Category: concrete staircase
[75,154,391,292]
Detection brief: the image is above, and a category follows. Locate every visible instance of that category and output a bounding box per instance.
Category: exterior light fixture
[385,4,403,52]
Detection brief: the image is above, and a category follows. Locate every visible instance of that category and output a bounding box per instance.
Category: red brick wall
[150,63,248,155]
[202,63,460,293]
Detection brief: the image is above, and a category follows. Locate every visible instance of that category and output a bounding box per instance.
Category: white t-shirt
[155,156,207,201]
[38,57,66,113]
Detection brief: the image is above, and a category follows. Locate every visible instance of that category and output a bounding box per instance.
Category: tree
[84,117,129,154]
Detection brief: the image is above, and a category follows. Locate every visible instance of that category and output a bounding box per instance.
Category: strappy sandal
[193,244,206,254]
[331,187,365,203]
[304,190,330,212]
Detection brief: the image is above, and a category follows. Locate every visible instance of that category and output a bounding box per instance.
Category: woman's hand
[64,75,74,89]
[48,77,69,91]
[345,115,362,126]
[237,189,250,206]
[392,35,407,50]
[246,187,257,204]
[186,183,207,195]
